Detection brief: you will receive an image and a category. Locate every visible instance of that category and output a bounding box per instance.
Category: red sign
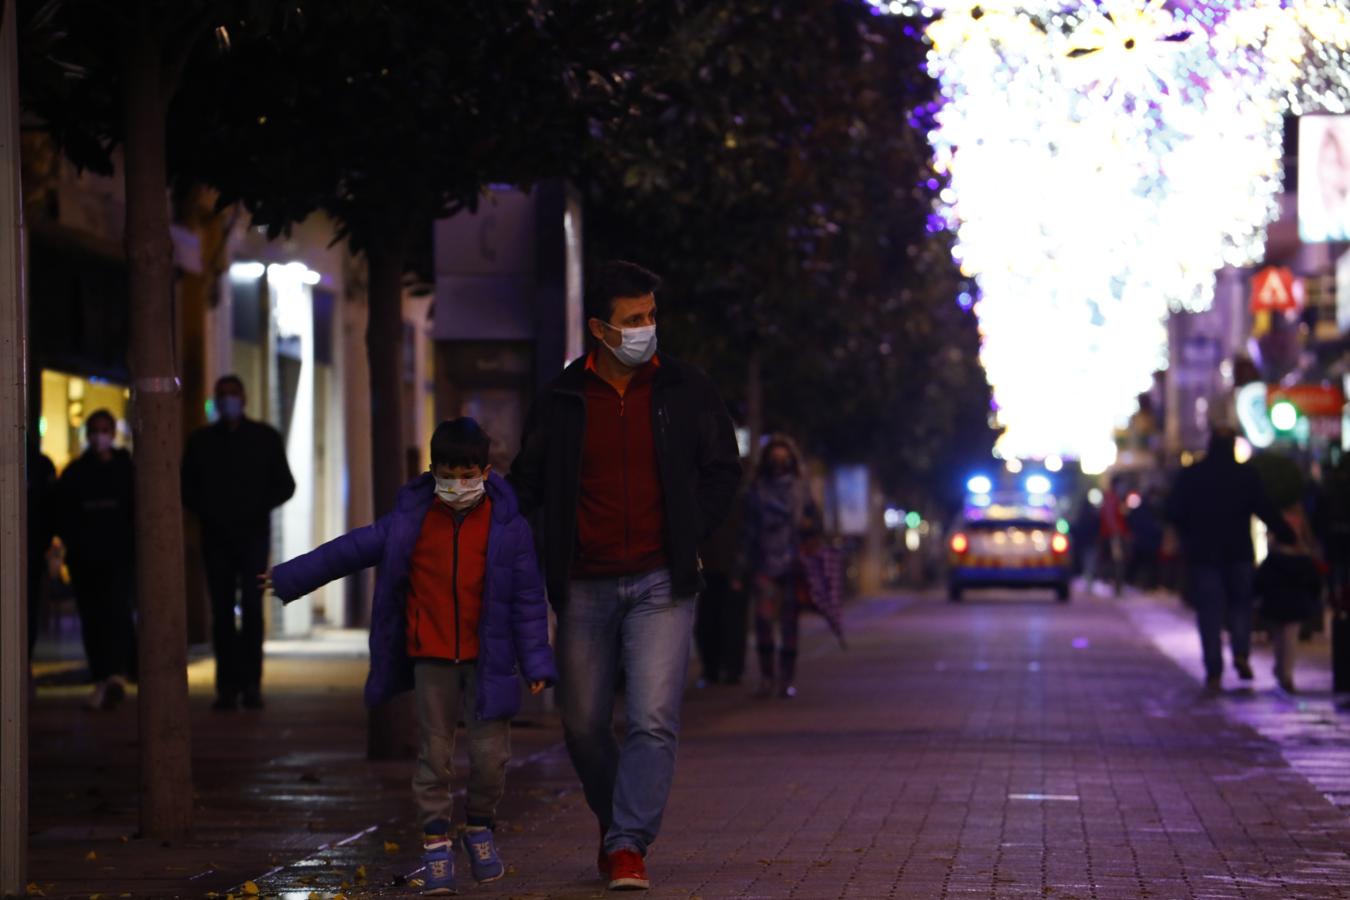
[1268,384,1345,418]
[1250,266,1302,313]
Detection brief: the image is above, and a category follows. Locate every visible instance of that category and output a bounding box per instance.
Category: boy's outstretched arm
[508,520,559,686]
[269,517,390,604]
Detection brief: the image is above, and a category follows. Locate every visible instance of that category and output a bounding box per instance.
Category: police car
[947,475,1071,603]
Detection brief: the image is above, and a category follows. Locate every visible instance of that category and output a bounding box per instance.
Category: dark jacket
[510,353,742,609]
[181,417,295,540]
[1165,437,1296,565]
[56,449,134,572]
[270,472,557,717]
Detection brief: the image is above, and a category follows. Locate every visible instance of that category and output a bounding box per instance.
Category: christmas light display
[868,1,1350,470]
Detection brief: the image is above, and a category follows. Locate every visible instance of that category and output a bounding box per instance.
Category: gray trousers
[413,661,510,830]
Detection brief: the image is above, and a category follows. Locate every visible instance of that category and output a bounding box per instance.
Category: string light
[867,1,1350,464]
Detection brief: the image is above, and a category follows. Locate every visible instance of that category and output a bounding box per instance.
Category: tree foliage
[583,0,995,505]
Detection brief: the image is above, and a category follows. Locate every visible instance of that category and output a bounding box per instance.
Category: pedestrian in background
[267,418,556,895]
[182,374,295,710]
[510,260,741,891]
[1095,477,1129,596]
[56,410,136,710]
[1255,505,1324,694]
[1126,490,1164,591]
[743,435,820,700]
[1166,420,1296,691]
[695,480,749,687]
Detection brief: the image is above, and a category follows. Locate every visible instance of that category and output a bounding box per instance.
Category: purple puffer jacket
[270,472,557,719]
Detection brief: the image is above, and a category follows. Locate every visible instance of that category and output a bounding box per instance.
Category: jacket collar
[554,351,682,398]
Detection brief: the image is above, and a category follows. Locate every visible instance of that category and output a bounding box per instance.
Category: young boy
[267,418,557,895]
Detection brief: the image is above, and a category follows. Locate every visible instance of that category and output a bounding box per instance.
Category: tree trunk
[122,14,193,839]
[364,236,416,761]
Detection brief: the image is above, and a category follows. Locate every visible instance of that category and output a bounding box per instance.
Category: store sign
[1249,266,1302,313]
[1268,384,1346,418]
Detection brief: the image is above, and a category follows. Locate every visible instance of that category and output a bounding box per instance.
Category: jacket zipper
[620,391,630,560]
[451,513,462,662]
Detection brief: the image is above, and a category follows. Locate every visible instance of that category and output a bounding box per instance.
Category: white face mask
[601,322,658,368]
[90,433,114,454]
[435,475,485,510]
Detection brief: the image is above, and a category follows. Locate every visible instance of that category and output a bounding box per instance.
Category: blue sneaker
[421,838,457,895]
[461,827,505,883]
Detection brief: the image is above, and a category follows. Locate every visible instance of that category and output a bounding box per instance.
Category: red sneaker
[606,848,649,891]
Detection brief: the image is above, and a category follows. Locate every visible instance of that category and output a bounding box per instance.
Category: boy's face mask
[435,474,485,510]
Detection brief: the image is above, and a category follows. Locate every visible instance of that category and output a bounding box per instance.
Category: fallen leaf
[89,894,101,899]
[383,840,399,854]
[242,881,260,896]
[24,889,43,900]
[296,875,317,886]
[85,851,97,861]
[118,835,130,843]
[307,893,322,900]
[355,865,368,882]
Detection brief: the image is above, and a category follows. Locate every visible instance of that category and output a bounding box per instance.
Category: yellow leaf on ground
[242,881,260,895]
[84,851,96,861]
[118,835,129,843]
[24,888,43,899]
[383,840,399,854]
[355,865,368,881]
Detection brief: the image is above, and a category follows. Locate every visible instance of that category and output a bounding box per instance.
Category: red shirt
[406,497,492,662]
[574,353,668,577]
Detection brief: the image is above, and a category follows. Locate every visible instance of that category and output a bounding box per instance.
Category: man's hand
[258,569,273,593]
[528,680,547,695]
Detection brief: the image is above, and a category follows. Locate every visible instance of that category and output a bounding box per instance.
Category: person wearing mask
[56,410,136,710]
[510,260,741,891]
[182,375,295,710]
[266,418,556,894]
[1166,420,1296,691]
[743,436,820,699]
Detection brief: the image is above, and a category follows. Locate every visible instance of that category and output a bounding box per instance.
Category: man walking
[511,261,741,891]
[182,375,295,710]
[1166,419,1295,691]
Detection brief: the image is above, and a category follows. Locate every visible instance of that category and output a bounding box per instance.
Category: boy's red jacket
[406,496,492,662]
[269,471,557,718]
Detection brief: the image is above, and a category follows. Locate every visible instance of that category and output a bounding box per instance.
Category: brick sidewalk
[27,591,1350,898]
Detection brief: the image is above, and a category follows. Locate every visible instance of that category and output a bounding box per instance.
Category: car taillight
[951,533,969,554]
[1051,533,1069,554]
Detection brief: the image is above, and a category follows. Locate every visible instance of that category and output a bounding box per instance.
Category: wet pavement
[25,589,1350,899]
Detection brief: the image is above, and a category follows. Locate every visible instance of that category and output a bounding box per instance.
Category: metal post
[0,0,31,894]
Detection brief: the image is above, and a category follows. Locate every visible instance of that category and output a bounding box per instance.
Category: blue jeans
[559,568,695,856]
[1186,563,1255,680]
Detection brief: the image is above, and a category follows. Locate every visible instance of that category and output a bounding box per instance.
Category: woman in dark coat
[743,435,819,699]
